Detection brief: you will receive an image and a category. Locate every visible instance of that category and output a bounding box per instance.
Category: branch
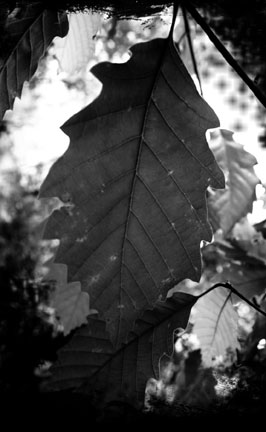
[197,282,266,318]
[182,6,203,96]
[183,0,266,109]
[170,1,179,36]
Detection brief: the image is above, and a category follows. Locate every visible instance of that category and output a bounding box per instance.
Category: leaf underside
[193,287,240,366]
[208,129,260,235]
[44,292,197,405]
[40,35,224,347]
[0,4,68,119]
[53,11,101,74]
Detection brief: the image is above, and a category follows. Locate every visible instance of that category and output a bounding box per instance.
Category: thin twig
[177,30,186,46]
[196,282,231,300]
[197,281,266,318]
[183,0,266,109]
[170,1,179,36]
[182,6,203,96]
[229,284,266,317]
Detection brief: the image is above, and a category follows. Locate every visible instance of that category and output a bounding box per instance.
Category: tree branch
[183,0,266,109]
[182,6,203,96]
[197,281,266,318]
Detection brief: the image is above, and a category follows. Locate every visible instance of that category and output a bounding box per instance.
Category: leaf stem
[183,0,266,109]
[197,281,266,317]
[170,1,179,36]
[181,6,203,96]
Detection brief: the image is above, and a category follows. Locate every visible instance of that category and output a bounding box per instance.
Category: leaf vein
[142,137,207,236]
[130,209,172,273]
[126,237,159,291]
[160,69,210,122]
[151,98,221,185]
[136,173,198,279]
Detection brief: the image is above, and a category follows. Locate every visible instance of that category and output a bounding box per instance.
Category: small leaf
[52,11,101,75]
[192,287,240,366]
[0,4,68,119]
[40,33,224,347]
[44,292,197,405]
[48,262,91,335]
[208,129,260,234]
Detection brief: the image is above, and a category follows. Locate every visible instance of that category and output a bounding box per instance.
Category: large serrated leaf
[193,287,240,366]
[48,262,91,335]
[53,11,101,75]
[40,33,224,347]
[208,129,260,235]
[0,5,68,119]
[44,292,197,405]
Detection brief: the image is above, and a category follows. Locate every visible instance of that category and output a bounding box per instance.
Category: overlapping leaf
[53,12,101,75]
[208,129,260,234]
[48,262,92,335]
[193,287,240,366]
[44,292,197,405]
[40,33,224,347]
[0,4,68,119]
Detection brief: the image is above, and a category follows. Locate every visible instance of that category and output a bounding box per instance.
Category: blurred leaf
[204,230,266,300]
[208,129,260,235]
[44,292,197,405]
[214,257,266,301]
[242,296,266,362]
[0,4,68,119]
[193,287,240,366]
[254,219,266,238]
[232,218,266,264]
[40,34,224,348]
[52,11,101,75]
[48,262,92,336]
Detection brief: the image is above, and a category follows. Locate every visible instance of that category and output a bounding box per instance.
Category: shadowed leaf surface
[208,129,260,235]
[0,4,68,119]
[40,34,224,347]
[44,292,197,405]
[192,287,240,366]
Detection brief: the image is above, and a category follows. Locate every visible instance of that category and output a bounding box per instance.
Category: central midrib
[117,37,172,348]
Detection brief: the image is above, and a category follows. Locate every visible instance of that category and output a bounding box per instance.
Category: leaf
[48,262,92,335]
[40,34,224,347]
[0,5,68,119]
[44,292,197,405]
[192,287,240,366]
[53,11,101,75]
[208,129,260,235]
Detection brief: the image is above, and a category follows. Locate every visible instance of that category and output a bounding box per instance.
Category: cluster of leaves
[1,0,266,423]
[146,126,266,415]
[0,156,65,392]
